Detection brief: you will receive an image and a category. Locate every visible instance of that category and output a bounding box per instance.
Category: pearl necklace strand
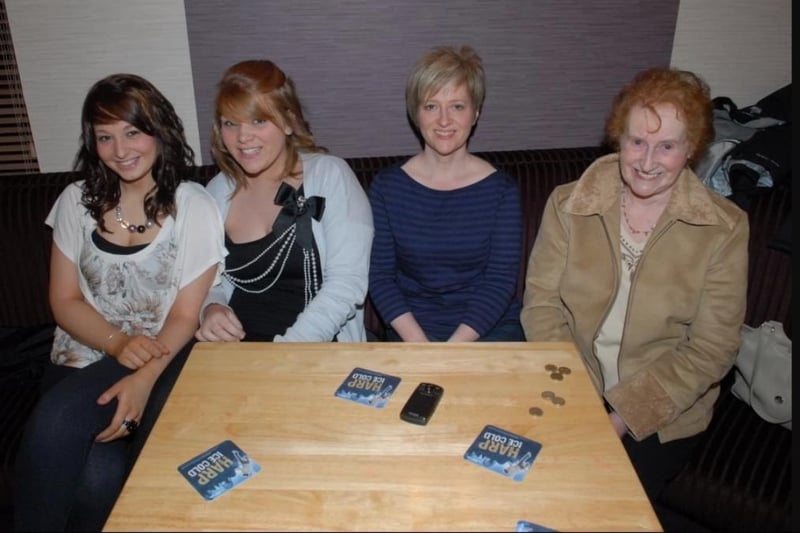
[115,205,154,233]
[621,189,656,237]
[302,247,320,307]
[222,223,320,306]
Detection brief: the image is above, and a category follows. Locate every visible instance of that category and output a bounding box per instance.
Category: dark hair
[211,59,326,192]
[604,67,713,163]
[74,73,195,232]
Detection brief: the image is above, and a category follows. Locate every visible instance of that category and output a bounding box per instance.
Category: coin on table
[552,396,566,406]
[558,366,572,375]
[528,406,544,417]
[550,372,564,381]
[541,390,555,400]
[545,363,558,372]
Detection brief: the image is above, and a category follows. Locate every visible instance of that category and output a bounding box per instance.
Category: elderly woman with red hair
[521,67,749,530]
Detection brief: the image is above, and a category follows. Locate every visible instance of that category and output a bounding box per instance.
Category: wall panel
[671,0,791,106]
[11,2,789,170]
[6,0,198,172]
[186,0,679,161]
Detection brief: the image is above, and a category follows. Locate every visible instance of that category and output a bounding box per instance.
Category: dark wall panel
[186,0,678,162]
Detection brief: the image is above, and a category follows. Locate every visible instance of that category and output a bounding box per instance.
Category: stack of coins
[540,390,566,407]
[545,363,571,381]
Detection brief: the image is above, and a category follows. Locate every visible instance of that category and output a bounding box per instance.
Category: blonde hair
[210,60,326,190]
[405,45,485,128]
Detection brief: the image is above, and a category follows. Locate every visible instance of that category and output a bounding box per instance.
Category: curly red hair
[604,67,713,163]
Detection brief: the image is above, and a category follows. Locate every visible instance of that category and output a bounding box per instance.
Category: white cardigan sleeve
[275,154,373,341]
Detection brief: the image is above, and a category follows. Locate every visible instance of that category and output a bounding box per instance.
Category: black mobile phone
[399,382,444,425]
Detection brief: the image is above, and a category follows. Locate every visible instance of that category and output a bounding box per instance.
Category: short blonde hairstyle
[211,60,326,191]
[405,45,486,128]
[604,67,713,162]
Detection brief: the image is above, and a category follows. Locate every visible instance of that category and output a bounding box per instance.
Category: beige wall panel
[671,0,791,105]
[6,0,200,172]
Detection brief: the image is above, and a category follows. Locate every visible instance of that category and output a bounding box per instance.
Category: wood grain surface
[104,342,661,532]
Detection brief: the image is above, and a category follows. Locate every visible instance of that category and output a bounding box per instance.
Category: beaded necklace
[621,189,655,237]
[115,205,154,233]
[223,225,321,306]
[620,228,644,272]
[222,183,323,307]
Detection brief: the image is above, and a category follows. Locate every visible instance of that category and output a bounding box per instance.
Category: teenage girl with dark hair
[15,73,226,531]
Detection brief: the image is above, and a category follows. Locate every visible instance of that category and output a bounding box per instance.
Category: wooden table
[104,342,661,532]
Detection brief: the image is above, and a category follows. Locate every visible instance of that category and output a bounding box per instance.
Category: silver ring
[121,419,139,433]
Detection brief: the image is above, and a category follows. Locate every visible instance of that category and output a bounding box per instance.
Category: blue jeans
[385,318,526,342]
[14,342,192,531]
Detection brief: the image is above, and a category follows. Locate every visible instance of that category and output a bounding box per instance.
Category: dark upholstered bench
[660,371,792,532]
[658,186,793,532]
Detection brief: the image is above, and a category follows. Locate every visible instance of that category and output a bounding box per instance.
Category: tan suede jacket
[521,153,749,442]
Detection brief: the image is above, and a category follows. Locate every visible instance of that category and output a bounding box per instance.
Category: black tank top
[225,230,321,341]
[223,183,328,341]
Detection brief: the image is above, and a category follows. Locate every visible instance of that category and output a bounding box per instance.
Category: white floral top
[46,181,226,368]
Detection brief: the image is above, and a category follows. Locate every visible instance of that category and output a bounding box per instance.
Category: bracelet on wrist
[103,329,123,356]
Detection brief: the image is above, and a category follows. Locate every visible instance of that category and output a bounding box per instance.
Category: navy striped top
[368,161,522,340]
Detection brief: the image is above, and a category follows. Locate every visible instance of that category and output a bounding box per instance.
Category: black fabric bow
[272,182,325,250]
